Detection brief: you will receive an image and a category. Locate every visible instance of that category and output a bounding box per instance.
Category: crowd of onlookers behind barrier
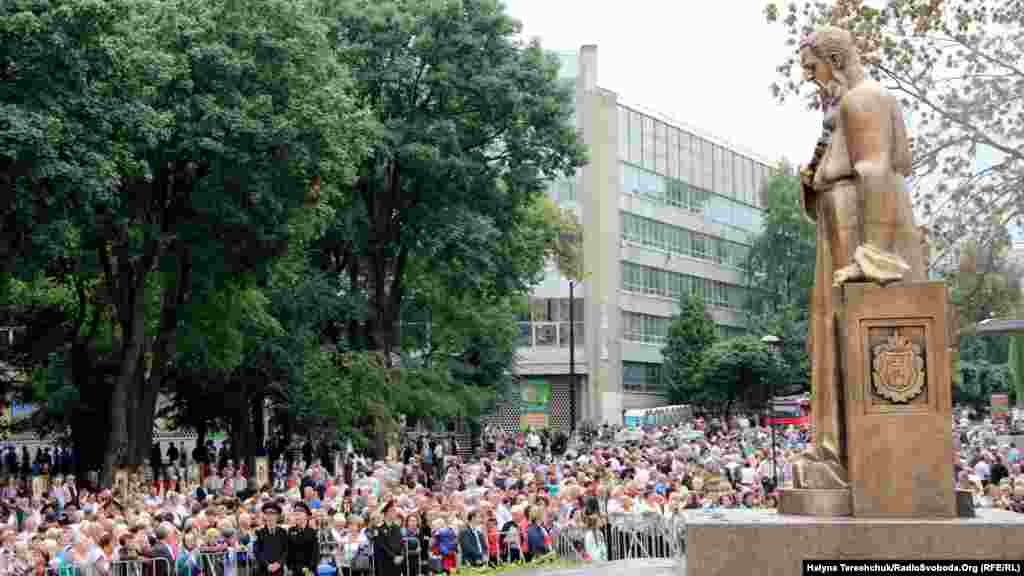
[1,414,1022,576]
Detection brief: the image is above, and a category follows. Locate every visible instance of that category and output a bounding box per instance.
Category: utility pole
[569,280,576,433]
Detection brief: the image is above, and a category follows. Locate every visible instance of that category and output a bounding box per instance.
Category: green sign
[520,379,551,429]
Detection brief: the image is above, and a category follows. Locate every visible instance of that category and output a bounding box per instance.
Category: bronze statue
[794,26,926,489]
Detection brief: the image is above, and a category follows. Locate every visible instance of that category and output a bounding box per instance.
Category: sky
[502,0,822,166]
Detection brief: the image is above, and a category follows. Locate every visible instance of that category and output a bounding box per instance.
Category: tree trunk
[250,392,265,473]
[134,376,159,466]
[135,245,188,466]
[197,421,208,458]
[101,272,148,486]
[230,381,250,469]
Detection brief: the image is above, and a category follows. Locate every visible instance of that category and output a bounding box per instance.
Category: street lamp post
[761,334,782,490]
[569,280,576,433]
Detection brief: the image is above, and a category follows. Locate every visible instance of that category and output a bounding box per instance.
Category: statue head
[800,26,865,104]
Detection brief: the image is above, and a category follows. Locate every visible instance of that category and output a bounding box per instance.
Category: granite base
[685,509,1024,576]
[778,488,852,516]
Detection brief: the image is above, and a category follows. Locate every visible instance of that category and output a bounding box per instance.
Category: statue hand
[799,166,815,188]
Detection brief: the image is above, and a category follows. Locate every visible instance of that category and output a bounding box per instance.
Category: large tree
[662,293,719,405]
[946,239,1022,328]
[746,163,816,315]
[1,0,363,483]
[744,164,815,393]
[696,336,785,418]
[954,335,1012,411]
[764,0,1023,262]
[315,0,586,357]
[1008,335,1024,409]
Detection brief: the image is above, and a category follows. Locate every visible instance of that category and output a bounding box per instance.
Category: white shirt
[974,461,991,481]
[495,505,512,528]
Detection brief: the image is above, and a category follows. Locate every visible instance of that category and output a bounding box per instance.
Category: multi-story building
[498,46,773,433]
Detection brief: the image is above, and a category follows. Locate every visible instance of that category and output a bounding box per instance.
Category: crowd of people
[0,413,1021,576]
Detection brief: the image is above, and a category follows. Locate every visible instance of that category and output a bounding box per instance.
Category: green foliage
[955,335,1013,410]
[1009,335,1024,408]
[946,240,1022,328]
[453,554,572,575]
[696,336,785,415]
[2,0,366,478]
[742,165,815,393]
[746,164,816,314]
[176,283,284,373]
[747,304,810,394]
[1,0,586,467]
[662,293,718,405]
[540,196,585,282]
[314,0,587,352]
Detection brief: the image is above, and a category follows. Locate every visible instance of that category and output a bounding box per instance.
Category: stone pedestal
[778,488,851,516]
[837,282,955,518]
[685,509,1024,576]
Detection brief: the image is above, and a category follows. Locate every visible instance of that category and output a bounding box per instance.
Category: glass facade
[619,105,771,211]
[620,164,762,240]
[621,262,747,309]
[621,212,749,270]
[622,361,664,393]
[622,311,746,346]
[621,311,671,344]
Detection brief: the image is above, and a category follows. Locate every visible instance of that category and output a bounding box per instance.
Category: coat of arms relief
[871,329,926,403]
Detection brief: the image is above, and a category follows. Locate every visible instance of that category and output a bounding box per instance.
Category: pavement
[517,559,684,576]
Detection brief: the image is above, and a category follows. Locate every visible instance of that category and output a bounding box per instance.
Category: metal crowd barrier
[401,537,422,576]
[605,513,684,561]
[60,557,173,576]
[551,525,610,562]
[197,551,255,576]
[335,542,375,575]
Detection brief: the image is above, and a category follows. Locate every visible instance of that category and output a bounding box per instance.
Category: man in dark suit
[459,511,487,566]
[287,502,318,575]
[255,502,288,575]
[373,501,405,576]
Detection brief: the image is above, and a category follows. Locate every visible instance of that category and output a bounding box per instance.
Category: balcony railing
[517,322,584,349]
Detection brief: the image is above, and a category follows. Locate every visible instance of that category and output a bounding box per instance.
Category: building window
[678,131,693,185]
[616,107,771,211]
[518,297,584,348]
[621,262,749,309]
[620,163,760,235]
[620,211,751,270]
[701,139,715,193]
[629,109,643,165]
[734,154,748,205]
[618,107,629,161]
[642,116,656,171]
[655,121,667,175]
[621,311,671,344]
[667,127,678,180]
[623,361,664,393]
